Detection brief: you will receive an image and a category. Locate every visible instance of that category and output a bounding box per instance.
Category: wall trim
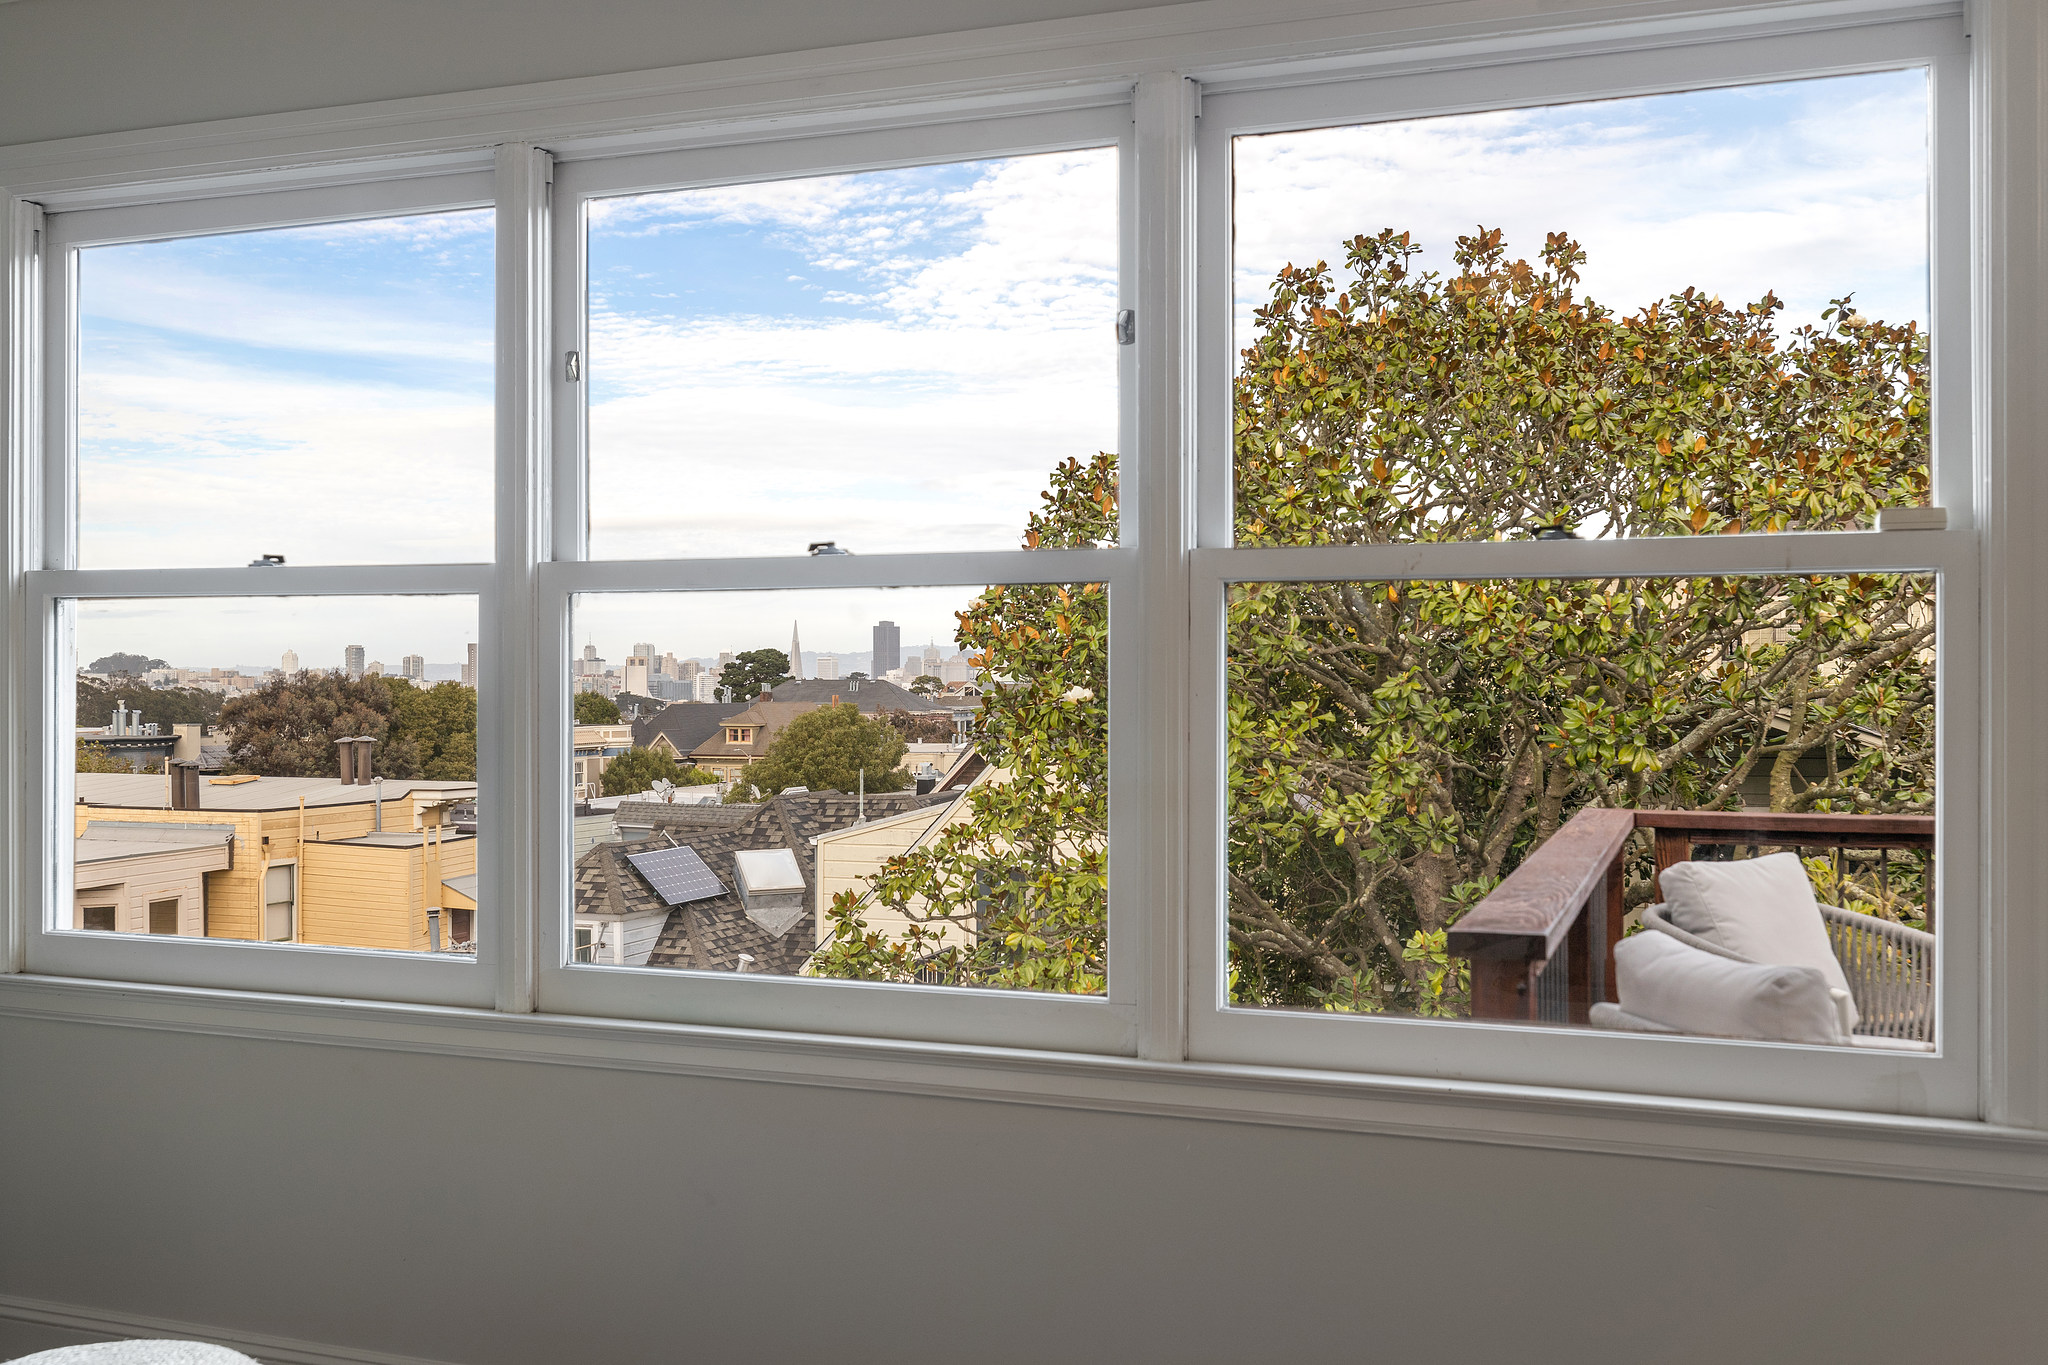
[2,974,2043,1193]
[0,0,1957,201]
[0,1291,461,1365]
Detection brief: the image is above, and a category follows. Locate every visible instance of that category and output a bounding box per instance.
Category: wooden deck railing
[1446,808,1935,1024]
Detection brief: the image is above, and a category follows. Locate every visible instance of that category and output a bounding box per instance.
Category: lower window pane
[569,583,1106,994]
[68,595,481,954]
[1226,574,1935,1048]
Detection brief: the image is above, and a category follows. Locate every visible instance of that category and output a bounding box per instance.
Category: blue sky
[73,67,1928,669]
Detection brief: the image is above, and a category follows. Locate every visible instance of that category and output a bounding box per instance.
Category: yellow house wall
[299,832,479,953]
[74,798,394,941]
[811,803,969,951]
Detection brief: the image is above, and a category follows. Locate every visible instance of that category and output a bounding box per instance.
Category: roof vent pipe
[373,776,384,832]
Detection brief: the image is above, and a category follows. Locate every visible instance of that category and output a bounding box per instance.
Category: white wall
[0,1014,2041,1363]
[1,1,2043,1360]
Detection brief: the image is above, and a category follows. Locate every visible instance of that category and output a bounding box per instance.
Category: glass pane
[568,582,1106,994]
[1226,574,1935,1048]
[69,595,482,955]
[76,209,494,568]
[585,148,1121,558]
[1231,71,1930,542]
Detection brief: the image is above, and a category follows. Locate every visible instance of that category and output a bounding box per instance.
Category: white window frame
[1187,16,1982,1113]
[0,0,2040,1175]
[536,102,1150,1053]
[20,161,505,1008]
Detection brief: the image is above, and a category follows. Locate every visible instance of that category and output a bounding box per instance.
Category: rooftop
[75,772,477,812]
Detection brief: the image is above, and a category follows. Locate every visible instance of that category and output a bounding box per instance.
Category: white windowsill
[1,972,2041,1192]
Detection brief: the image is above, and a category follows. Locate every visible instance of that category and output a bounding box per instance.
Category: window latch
[1115,309,1136,346]
[564,350,581,382]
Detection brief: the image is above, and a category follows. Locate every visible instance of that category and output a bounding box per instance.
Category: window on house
[263,863,296,943]
[148,898,180,935]
[81,905,117,933]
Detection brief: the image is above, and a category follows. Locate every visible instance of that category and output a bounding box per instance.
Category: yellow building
[73,772,478,952]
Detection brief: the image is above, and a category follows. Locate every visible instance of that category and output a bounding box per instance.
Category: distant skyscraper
[344,644,365,680]
[461,642,478,689]
[400,653,424,680]
[633,643,657,668]
[624,655,652,697]
[814,653,839,680]
[872,620,900,676]
[790,621,803,680]
[365,660,385,678]
[922,642,942,675]
[281,648,299,675]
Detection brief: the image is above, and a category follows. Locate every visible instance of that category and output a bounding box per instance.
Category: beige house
[73,772,477,950]
[687,701,816,783]
[572,722,635,799]
[804,755,991,960]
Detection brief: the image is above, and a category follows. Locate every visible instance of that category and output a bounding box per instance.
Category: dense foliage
[879,708,959,743]
[575,691,622,725]
[811,454,1112,992]
[219,672,478,781]
[598,746,716,797]
[76,677,223,729]
[76,740,136,773]
[728,704,910,803]
[721,648,791,701]
[811,230,1933,1012]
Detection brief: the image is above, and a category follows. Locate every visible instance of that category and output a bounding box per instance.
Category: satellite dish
[651,778,675,802]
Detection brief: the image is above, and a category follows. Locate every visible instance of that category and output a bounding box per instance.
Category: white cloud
[1230,74,1929,342]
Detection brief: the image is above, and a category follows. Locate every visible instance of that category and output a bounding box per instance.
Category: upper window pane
[75,209,495,568]
[585,149,1120,559]
[1231,72,1930,543]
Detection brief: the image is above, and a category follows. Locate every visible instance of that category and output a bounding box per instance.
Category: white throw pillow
[1657,851,1859,1029]
[1613,930,1851,1045]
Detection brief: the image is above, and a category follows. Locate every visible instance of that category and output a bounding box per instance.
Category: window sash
[1184,15,1980,1112]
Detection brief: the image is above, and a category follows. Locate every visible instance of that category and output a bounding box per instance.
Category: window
[4,4,2016,1126]
[148,898,179,935]
[1189,16,1975,1111]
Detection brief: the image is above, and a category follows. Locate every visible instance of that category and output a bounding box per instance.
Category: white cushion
[1657,851,1859,1029]
[1613,930,1852,1045]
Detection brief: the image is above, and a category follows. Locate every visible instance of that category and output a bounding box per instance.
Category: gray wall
[2,2,2042,1360]
[0,1014,2041,1363]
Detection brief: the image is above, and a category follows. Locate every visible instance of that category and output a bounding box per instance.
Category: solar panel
[626,844,726,905]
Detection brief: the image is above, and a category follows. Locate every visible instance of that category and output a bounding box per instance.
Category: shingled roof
[765,677,946,713]
[630,700,750,759]
[572,789,955,975]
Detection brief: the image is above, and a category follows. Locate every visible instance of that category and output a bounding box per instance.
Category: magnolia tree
[813,229,1934,1011]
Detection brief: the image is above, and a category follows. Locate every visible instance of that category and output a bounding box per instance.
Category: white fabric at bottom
[7,1342,258,1364]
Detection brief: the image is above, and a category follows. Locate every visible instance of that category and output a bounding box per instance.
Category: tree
[727,703,909,803]
[720,648,790,701]
[87,652,166,677]
[76,740,133,773]
[909,675,943,695]
[76,677,222,729]
[575,691,621,725]
[217,671,396,777]
[845,671,871,682]
[815,229,1931,1010]
[879,708,959,743]
[598,747,717,797]
[382,679,477,781]
[812,455,1112,992]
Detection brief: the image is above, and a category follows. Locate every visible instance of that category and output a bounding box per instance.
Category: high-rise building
[344,644,365,680]
[814,653,839,679]
[461,642,479,689]
[679,658,702,680]
[401,653,425,680]
[717,651,734,671]
[922,642,943,675]
[789,621,803,680]
[633,643,657,668]
[624,655,652,696]
[872,620,900,676]
[365,660,384,678]
[661,651,683,679]
[280,648,299,674]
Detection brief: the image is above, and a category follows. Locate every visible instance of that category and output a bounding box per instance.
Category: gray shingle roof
[572,790,954,975]
[629,701,750,757]
[765,678,946,713]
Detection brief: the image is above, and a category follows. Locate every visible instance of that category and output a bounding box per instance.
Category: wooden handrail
[1449,807,1935,1024]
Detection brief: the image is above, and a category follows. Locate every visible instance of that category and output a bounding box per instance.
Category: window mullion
[1128,72,1198,1063]
[492,143,553,1014]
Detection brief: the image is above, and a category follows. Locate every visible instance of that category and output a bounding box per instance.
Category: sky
[69,67,1927,669]
[584,147,1122,560]
[1233,69,1928,345]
